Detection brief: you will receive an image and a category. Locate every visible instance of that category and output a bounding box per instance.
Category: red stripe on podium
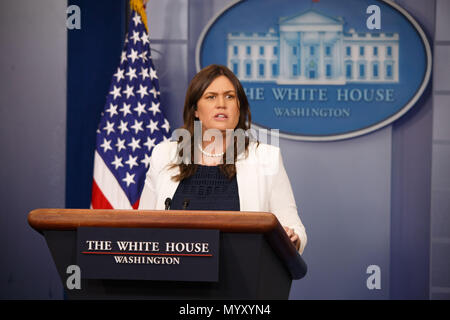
[82,251,213,257]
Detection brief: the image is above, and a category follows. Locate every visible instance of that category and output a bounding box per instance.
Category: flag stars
[130,31,141,45]
[128,137,141,152]
[132,13,142,27]
[111,155,124,170]
[141,33,150,46]
[105,103,118,118]
[149,67,158,80]
[139,51,148,63]
[117,121,129,135]
[120,51,127,64]
[100,138,112,153]
[139,67,149,81]
[161,118,170,133]
[149,101,161,115]
[123,85,135,99]
[127,48,139,64]
[126,67,137,81]
[119,103,132,117]
[146,119,159,134]
[149,87,160,98]
[115,137,126,152]
[122,172,136,187]
[134,102,147,117]
[109,85,121,100]
[113,68,125,82]
[136,84,148,99]
[143,136,156,151]
[141,154,151,168]
[131,119,144,134]
[103,121,115,135]
[125,155,139,170]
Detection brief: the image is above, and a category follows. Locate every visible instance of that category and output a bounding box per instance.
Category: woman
[138,65,307,254]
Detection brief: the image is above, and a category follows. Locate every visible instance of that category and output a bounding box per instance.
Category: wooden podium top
[28,208,278,233]
[28,208,307,279]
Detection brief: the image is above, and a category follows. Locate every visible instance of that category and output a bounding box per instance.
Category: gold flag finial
[130,0,149,33]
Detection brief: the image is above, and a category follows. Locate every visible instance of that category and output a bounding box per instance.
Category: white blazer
[139,140,307,254]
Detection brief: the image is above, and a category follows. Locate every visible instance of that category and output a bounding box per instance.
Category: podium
[28,209,307,299]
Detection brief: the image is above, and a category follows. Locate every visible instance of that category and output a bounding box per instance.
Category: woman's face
[194,75,240,134]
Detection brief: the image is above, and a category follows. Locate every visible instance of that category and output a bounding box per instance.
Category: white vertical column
[319,31,325,80]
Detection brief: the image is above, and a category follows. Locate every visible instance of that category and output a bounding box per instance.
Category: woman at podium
[139,64,307,254]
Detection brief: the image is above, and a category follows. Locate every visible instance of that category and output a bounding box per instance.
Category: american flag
[91,7,171,209]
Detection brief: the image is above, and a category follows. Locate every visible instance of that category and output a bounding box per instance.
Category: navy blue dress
[170,165,240,211]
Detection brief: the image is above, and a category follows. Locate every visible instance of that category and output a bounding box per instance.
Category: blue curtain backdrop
[66,0,127,208]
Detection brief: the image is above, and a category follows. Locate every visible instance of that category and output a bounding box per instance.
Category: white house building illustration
[227,9,399,84]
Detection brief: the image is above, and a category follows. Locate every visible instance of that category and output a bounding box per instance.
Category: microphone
[182,199,190,210]
[164,198,172,210]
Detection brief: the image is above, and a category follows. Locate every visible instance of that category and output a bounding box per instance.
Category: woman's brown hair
[170,64,253,181]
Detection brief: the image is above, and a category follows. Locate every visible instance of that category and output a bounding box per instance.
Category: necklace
[197,143,224,158]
